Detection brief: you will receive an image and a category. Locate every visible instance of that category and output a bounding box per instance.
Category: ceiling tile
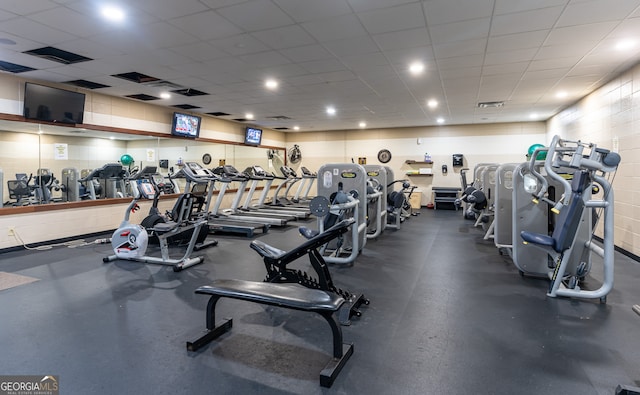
[0,17,76,44]
[494,0,569,15]
[210,33,270,56]
[424,0,494,25]
[490,7,565,36]
[301,13,369,42]
[0,0,58,15]
[429,18,491,44]
[279,44,335,63]
[273,0,352,23]
[372,27,430,51]
[544,21,618,45]
[238,50,292,67]
[299,58,347,74]
[483,48,538,65]
[168,10,243,41]
[322,35,380,57]
[167,42,228,63]
[358,3,425,35]
[216,0,294,31]
[251,25,316,50]
[482,61,529,76]
[433,38,486,59]
[487,30,549,53]
[25,7,111,38]
[128,0,210,20]
[347,0,417,13]
[556,0,639,27]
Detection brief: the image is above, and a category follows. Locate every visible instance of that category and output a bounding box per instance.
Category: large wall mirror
[0,119,286,209]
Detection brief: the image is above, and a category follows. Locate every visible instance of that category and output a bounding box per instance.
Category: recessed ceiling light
[326,106,336,116]
[293,126,300,131]
[436,117,445,124]
[109,136,115,140]
[245,112,254,120]
[427,99,438,109]
[529,112,538,120]
[409,62,425,75]
[101,5,125,22]
[556,90,568,99]
[615,39,635,51]
[359,122,367,128]
[265,79,278,89]
[160,92,171,99]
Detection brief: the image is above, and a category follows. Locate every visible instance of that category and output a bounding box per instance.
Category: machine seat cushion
[298,227,320,239]
[250,240,287,259]
[520,231,555,248]
[196,279,344,313]
[151,221,179,233]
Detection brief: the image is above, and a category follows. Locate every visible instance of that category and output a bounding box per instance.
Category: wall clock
[377,149,392,163]
[202,153,212,165]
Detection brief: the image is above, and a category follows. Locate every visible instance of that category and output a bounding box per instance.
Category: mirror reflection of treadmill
[178,162,268,237]
[211,164,294,227]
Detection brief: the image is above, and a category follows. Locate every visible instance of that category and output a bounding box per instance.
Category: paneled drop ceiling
[0,0,639,132]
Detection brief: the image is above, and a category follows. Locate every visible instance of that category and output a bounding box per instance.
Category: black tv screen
[171,112,201,138]
[23,83,85,125]
[244,127,262,146]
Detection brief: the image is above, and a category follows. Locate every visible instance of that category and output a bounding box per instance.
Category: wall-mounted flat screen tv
[244,127,262,146]
[171,112,201,138]
[23,82,85,125]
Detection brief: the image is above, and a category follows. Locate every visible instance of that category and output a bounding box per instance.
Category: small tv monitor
[244,127,262,146]
[23,82,85,125]
[171,112,201,138]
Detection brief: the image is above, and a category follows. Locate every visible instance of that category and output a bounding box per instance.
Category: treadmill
[241,165,310,219]
[212,165,292,227]
[178,162,268,237]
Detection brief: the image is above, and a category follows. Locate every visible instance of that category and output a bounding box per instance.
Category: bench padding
[196,279,344,312]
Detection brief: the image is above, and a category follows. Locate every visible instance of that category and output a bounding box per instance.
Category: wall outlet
[7,227,15,236]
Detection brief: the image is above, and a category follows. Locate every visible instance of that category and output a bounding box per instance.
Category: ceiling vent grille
[477,101,504,108]
[207,112,231,116]
[0,60,35,73]
[66,80,110,89]
[267,115,291,120]
[172,88,208,97]
[23,46,92,64]
[173,104,201,109]
[126,94,160,101]
[112,72,160,84]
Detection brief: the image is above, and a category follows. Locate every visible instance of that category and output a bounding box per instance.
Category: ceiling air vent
[267,115,291,121]
[172,88,209,97]
[207,112,231,116]
[232,118,250,122]
[143,80,183,90]
[126,94,160,101]
[23,46,92,64]
[0,60,35,73]
[274,127,290,130]
[173,104,201,109]
[112,72,160,84]
[477,101,504,108]
[66,80,110,89]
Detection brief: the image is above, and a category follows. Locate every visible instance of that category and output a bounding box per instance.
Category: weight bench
[186,279,354,388]
[250,218,369,325]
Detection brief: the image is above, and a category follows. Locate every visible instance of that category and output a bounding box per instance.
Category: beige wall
[284,122,547,205]
[548,63,640,256]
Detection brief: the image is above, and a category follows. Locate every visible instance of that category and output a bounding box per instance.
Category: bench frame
[186,280,354,388]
